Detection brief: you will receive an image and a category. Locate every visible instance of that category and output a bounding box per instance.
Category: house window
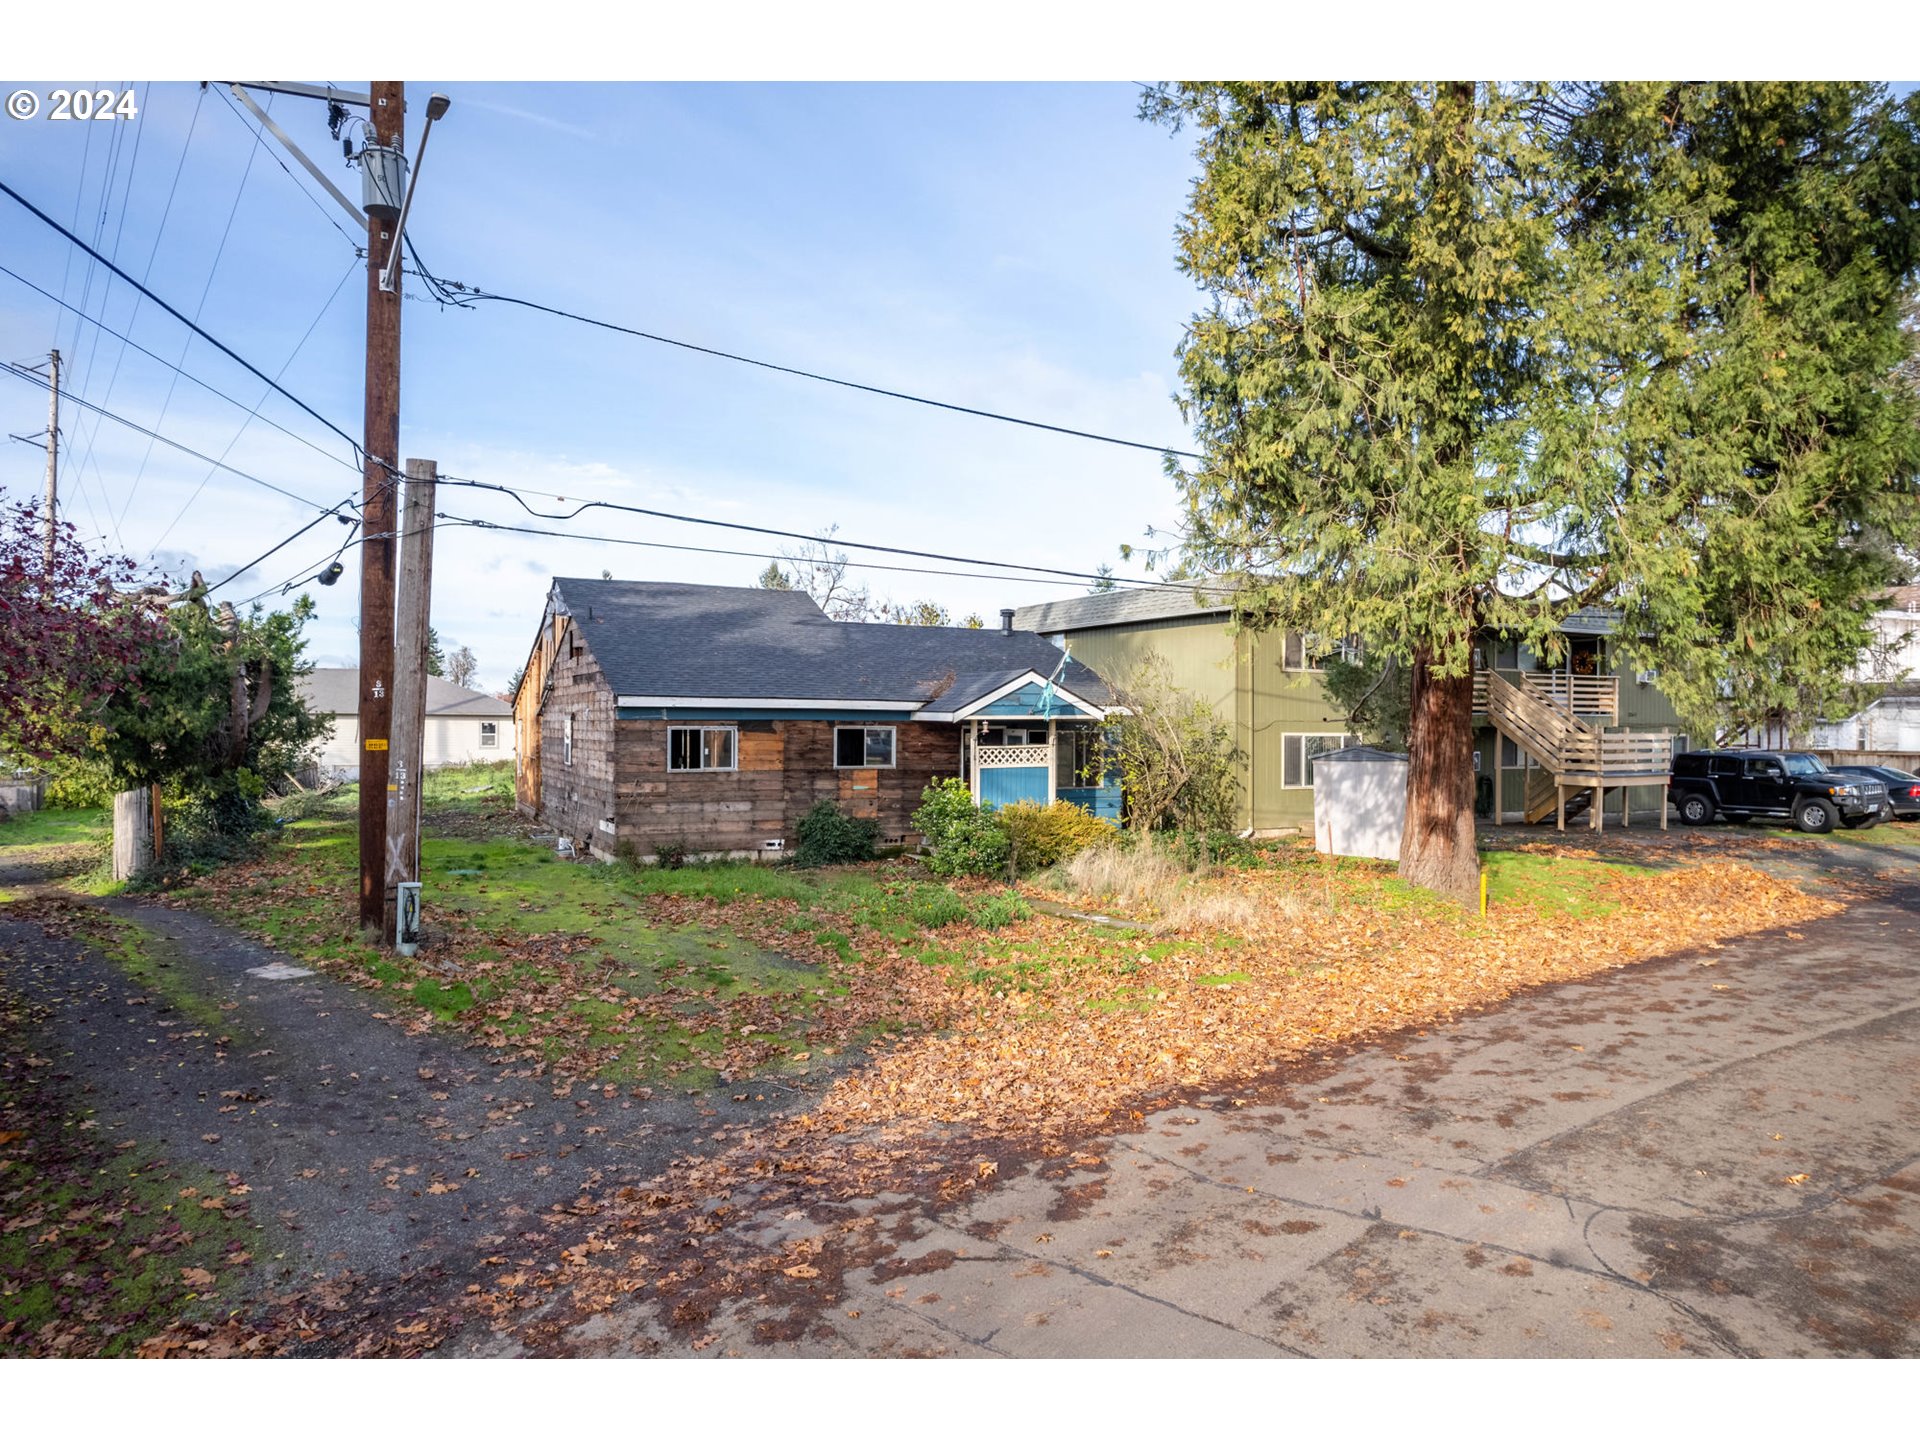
[1281,732,1362,788]
[480,722,498,749]
[668,725,737,772]
[1283,632,1360,672]
[834,725,895,768]
[980,723,1047,747]
[563,715,573,767]
[1499,736,1540,770]
[1056,729,1102,787]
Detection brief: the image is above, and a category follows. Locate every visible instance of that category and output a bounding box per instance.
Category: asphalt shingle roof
[1011,586,1235,633]
[550,578,1111,708]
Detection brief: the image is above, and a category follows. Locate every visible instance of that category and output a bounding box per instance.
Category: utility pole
[42,348,59,573]
[357,80,404,935]
[385,457,436,937]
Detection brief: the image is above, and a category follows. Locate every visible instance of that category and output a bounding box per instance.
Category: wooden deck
[1486,671,1671,831]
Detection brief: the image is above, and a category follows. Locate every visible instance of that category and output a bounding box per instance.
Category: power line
[434,474,1187,591]
[145,255,362,558]
[437,510,1193,594]
[213,82,359,250]
[0,361,352,515]
[118,94,270,530]
[0,262,360,475]
[0,175,365,460]
[405,267,1202,460]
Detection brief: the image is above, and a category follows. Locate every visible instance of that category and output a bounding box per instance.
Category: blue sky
[0,81,1205,689]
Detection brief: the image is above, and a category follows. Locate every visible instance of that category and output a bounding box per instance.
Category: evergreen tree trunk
[1398,645,1478,905]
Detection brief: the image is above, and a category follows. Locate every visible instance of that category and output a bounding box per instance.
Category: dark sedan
[1829,764,1920,819]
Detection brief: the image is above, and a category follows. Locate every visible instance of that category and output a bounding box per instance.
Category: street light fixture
[379,93,451,293]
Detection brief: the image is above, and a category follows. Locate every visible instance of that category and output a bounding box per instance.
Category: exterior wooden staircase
[1483,670,1673,831]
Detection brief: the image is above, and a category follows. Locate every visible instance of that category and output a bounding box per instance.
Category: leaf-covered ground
[2,771,1858,1353]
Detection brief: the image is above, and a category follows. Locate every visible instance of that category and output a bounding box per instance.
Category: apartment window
[1281,732,1362,788]
[668,725,737,772]
[834,725,895,768]
[479,721,499,749]
[1499,736,1540,771]
[1283,632,1360,672]
[563,715,573,767]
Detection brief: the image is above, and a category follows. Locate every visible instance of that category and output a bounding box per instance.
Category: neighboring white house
[1802,586,1920,758]
[298,668,514,781]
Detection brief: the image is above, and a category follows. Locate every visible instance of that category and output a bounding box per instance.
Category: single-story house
[511,578,1118,860]
[299,668,514,782]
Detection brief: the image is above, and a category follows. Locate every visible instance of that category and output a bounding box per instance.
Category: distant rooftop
[298,669,512,717]
[1011,586,1235,634]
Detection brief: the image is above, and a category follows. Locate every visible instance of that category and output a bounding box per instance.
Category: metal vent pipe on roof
[1000,607,1014,636]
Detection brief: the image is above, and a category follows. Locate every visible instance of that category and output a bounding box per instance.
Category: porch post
[1046,718,1057,805]
[969,719,979,804]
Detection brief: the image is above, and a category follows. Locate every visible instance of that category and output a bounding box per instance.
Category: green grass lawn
[0,805,108,852]
[179,770,1039,1089]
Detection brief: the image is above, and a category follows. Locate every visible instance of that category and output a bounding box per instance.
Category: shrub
[652,837,690,870]
[998,800,1114,876]
[792,800,878,867]
[1096,657,1240,832]
[911,779,1010,878]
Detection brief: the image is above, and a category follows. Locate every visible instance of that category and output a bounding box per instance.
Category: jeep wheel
[1842,809,1883,831]
[1794,799,1836,834]
[1678,794,1713,826]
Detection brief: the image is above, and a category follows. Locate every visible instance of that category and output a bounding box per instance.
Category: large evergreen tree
[1148,82,1920,902]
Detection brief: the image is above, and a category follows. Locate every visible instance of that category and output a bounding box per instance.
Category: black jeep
[1670,749,1889,834]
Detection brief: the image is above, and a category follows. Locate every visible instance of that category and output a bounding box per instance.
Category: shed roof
[549,578,1112,708]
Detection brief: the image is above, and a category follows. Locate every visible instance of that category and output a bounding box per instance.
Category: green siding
[1058,617,1237,715]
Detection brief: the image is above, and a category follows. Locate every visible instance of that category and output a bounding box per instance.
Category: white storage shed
[1311,745,1410,862]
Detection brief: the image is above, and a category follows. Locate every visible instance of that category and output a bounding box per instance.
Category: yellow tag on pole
[365,738,389,751]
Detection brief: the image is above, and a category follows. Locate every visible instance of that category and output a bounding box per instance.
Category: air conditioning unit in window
[1635,669,1656,686]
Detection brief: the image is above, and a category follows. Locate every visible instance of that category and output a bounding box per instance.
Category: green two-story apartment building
[1012,590,1688,832]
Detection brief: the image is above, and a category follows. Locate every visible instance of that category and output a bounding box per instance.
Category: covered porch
[932,674,1120,819]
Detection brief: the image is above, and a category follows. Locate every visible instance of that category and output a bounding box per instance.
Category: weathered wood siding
[537,627,618,850]
[613,719,962,857]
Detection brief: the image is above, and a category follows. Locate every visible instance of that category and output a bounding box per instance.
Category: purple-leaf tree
[0,489,164,764]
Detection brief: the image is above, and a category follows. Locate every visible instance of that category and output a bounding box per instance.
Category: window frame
[667,724,738,773]
[479,721,499,749]
[563,714,573,767]
[1280,731,1363,789]
[1282,632,1361,674]
[833,724,897,769]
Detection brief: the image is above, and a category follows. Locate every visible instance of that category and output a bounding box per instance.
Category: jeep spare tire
[1678,793,1713,826]
[1794,799,1836,834]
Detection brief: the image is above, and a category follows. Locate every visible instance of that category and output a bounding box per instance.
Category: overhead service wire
[396,253,1202,460]
[433,474,1191,592]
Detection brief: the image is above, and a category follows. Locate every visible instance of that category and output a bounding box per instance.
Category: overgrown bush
[792,800,878,867]
[1096,658,1240,832]
[1166,828,1255,870]
[911,778,1010,878]
[652,837,690,870]
[998,799,1114,875]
